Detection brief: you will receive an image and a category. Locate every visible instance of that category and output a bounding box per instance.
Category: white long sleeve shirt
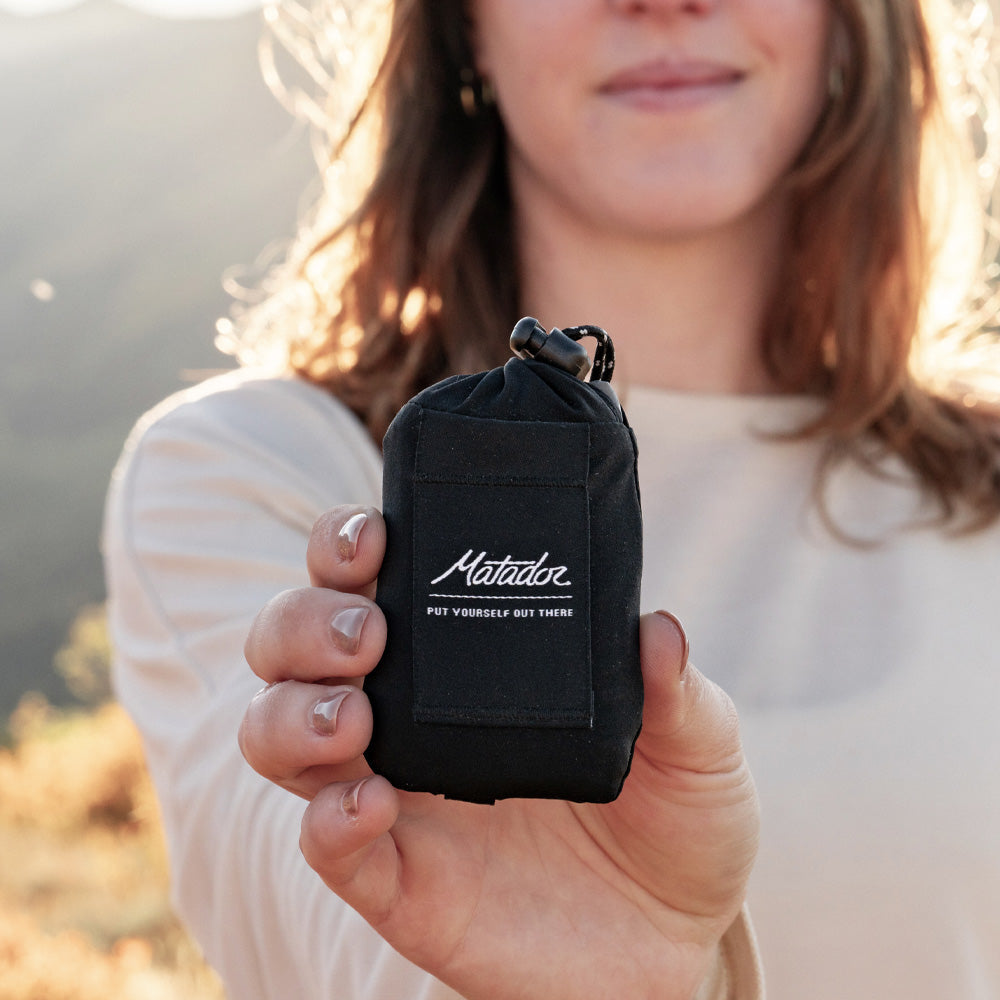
[103,368,1000,999]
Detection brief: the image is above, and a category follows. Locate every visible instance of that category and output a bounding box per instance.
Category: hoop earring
[460,67,496,117]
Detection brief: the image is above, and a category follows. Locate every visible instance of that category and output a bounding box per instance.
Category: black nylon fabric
[367,357,643,803]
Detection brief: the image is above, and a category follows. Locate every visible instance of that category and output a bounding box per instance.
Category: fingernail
[331,606,369,654]
[311,689,351,736]
[337,511,368,563]
[655,610,690,675]
[343,777,369,818]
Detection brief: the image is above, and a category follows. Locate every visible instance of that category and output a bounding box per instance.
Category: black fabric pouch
[366,320,643,803]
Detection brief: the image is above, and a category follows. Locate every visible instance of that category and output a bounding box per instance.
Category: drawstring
[561,325,616,383]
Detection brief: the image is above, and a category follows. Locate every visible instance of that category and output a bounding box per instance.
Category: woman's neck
[515,191,788,394]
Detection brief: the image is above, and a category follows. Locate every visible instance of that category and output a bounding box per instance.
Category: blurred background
[4,2,997,996]
[1,1,315,993]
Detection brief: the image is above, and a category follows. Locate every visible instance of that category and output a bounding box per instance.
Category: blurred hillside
[0,0,315,715]
[0,608,225,998]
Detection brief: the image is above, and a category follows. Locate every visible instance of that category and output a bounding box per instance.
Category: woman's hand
[240,504,759,1000]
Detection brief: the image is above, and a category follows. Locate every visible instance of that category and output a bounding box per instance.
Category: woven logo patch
[410,411,593,728]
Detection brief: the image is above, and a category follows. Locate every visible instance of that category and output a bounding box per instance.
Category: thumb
[635,610,745,777]
[611,612,758,926]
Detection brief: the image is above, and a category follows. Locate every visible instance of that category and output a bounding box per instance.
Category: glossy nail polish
[343,777,369,817]
[337,511,368,563]
[312,689,351,736]
[330,606,369,654]
[655,610,690,675]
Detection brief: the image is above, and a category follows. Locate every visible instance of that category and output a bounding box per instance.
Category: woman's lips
[600,59,745,111]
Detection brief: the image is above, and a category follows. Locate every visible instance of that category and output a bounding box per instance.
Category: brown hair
[225,0,1000,530]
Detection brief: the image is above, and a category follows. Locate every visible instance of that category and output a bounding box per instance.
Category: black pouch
[366,319,643,803]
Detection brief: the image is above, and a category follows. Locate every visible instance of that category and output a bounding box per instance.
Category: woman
[103,0,1000,997]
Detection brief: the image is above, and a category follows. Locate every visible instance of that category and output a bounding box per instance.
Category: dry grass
[0,671,225,999]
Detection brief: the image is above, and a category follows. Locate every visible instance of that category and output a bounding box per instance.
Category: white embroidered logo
[430,550,572,589]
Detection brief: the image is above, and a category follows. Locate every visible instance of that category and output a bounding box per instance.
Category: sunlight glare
[29,279,56,302]
[0,0,265,16]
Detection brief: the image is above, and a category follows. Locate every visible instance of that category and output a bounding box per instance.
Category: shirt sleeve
[697,908,765,1000]
[102,371,463,1000]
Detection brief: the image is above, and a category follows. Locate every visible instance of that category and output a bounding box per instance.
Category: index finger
[307,505,386,597]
